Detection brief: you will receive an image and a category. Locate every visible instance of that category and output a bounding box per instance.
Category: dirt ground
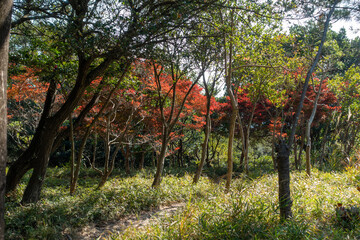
[65,202,186,240]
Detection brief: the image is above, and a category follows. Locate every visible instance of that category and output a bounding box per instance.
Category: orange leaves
[8,67,48,104]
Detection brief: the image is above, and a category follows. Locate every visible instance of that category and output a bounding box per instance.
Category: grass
[5,165,360,239]
[5,167,218,239]
[114,167,360,239]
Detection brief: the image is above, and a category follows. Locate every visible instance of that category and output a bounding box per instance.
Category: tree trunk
[193,76,213,184]
[193,106,211,184]
[294,138,298,169]
[276,141,292,221]
[305,79,323,176]
[0,0,13,237]
[97,144,120,189]
[122,145,131,175]
[319,117,331,166]
[139,151,145,170]
[69,114,75,194]
[92,126,97,167]
[226,107,237,191]
[7,77,87,200]
[244,128,250,174]
[271,117,278,171]
[279,1,337,221]
[152,130,169,187]
[131,151,135,170]
[21,122,58,203]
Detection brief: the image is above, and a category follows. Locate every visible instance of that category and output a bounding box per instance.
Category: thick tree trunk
[22,122,58,203]
[0,0,13,237]
[276,142,292,221]
[6,79,87,200]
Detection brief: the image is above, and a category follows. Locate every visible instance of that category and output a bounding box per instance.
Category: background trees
[4,2,360,238]
[6,0,220,203]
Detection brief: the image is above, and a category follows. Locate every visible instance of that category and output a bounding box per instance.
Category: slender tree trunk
[271,138,277,171]
[223,10,239,191]
[294,137,298,169]
[226,107,237,191]
[193,76,213,183]
[139,151,145,170]
[97,144,120,189]
[152,130,169,187]
[152,151,156,167]
[92,125,97,167]
[319,117,331,166]
[131,150,135,170]
[305,79,323,176]
[193,104,211,184]
[122,145,131,175]
[179,138,184,167]
[0,1,13,236]
[69,114,75,194]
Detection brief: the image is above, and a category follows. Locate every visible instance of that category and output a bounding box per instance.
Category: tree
[193,70,221,184]
[7,0,219,203]
[0,0,13,238]
[276,0,339,221]
[146,55,207,187]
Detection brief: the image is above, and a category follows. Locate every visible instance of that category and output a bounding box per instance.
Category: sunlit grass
[6,166,360,239]
[5,168,217,239]
[114,168,360,240]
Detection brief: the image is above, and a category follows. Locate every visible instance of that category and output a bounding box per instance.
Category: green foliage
[5,168,217,239]
[115,169,360,240]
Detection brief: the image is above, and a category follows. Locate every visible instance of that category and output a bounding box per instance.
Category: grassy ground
[5,166,360,239]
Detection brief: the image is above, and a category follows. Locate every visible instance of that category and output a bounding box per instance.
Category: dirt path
[69,202,186,240]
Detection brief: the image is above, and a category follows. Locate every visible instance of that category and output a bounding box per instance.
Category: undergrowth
[5,168,217,239]
[5,166,360,239]
[115,168,360,240]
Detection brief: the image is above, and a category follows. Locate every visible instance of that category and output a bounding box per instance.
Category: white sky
[332,19,360,39]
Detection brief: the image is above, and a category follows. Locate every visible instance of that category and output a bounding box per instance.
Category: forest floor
[74,202,186,240]
[6,166,360,239]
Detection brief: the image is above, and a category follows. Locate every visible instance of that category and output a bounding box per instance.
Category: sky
[332,19,359,39]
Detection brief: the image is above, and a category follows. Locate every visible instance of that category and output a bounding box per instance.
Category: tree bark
[193,74,213,184]
[193,101,211,184]
[139,151,145,170]
[152,128,169,187]
[305,79,323,176]
[277,1,338,221]
[276,142,292,221]
[0,0,13,237]
[226,106,236,191]
[21,122,58,203]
